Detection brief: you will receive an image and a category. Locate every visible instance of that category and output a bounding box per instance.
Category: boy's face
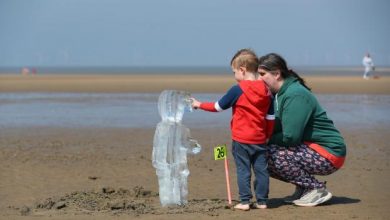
[232,65,245,82]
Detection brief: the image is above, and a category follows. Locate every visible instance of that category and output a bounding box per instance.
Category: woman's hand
[190,98,201,109]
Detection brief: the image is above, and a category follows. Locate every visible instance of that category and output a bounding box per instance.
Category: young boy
[191,49,274,210]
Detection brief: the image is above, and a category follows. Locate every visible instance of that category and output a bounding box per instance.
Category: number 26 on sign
[214,145,227,160]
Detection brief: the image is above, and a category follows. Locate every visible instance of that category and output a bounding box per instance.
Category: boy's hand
[190,98,201,109]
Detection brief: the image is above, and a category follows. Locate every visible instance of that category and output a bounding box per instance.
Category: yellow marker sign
[214,145,227,160]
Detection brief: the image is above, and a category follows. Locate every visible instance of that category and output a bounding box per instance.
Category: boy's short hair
[230,49,259,73]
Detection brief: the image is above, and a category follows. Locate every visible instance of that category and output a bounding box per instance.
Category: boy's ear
[239,66,246,73]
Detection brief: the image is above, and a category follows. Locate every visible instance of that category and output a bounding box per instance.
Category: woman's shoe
[293,188,332,207]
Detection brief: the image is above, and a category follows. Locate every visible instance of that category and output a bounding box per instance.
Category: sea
[0,93,389,130]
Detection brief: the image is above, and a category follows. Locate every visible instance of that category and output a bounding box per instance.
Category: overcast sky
[0,0,389,67]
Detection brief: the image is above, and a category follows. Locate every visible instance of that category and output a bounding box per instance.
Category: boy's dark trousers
[232,140,269,204]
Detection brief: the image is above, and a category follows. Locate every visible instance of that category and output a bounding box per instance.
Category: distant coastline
[1,66,390,76]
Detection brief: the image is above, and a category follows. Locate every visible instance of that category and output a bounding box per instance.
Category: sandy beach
[1,74,390,219]
[1,74,390,94]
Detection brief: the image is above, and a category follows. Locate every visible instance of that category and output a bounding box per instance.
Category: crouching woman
[258,53,346,207]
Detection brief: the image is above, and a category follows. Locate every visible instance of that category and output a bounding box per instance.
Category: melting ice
[152,90,201,206]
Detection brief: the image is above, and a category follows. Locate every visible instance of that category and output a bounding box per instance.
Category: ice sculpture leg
[152,90,201,206]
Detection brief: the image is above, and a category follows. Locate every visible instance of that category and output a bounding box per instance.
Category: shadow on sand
[268,196,361,209]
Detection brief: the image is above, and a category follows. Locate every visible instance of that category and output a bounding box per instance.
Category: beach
[1,74,390,94]
[1,74,390,220]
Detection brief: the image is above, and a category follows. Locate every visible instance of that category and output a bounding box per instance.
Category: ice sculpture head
[158,90,193,122]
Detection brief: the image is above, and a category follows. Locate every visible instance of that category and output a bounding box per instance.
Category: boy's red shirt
[200,80,274,144]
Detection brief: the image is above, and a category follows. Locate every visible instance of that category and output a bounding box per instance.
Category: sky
[0,0,389,67]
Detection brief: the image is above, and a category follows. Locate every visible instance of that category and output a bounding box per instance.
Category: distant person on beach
[191,49,275,210]
[258,53,346,207]
[362,53,375,79]
[21,67,30,76]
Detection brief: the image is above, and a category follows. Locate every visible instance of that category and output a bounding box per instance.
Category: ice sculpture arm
[183,127,201,155]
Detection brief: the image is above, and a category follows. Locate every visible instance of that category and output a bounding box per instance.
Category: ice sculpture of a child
[152,90,201,206]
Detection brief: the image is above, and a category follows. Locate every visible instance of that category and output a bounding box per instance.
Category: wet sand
[1,74,390,219]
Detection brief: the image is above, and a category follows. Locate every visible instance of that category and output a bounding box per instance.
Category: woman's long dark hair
[258,53,311,91]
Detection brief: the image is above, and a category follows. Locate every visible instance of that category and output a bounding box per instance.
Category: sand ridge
[1,74,390,94]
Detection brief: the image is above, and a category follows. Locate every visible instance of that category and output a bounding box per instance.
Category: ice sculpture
[152,90,201,206]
